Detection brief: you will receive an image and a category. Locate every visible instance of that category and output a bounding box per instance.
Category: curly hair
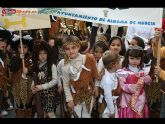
[62,35,81,64]
[33,41,53,81]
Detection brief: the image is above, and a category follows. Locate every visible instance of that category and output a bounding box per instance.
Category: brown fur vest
[70,53,98,112]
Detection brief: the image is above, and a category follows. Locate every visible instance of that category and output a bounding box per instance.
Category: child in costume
[31,41,58,118]
[96,36,124,97]
[117,46,152,118]
[10,33,34,118]
[0,29,12,117]
[152,27,165,118]
[98,51,121,118]
[61,35,98,118]
[92,41,109,67]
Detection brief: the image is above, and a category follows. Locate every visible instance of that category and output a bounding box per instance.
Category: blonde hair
[62,35,81,64]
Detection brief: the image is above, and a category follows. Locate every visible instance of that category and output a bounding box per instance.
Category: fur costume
[70,53,98,113]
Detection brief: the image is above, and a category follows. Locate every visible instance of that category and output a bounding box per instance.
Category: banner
[1,8,163,28]
[38,8,163,28]
[0,15,51,30]
[126,26,155,43]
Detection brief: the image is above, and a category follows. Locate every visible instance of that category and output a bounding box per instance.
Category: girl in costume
[10,33,34,118]
[98,51,121,118]
[61,35,98,118]
[31,41,58,118]
[92,41,109,67]
[117,45,152,118]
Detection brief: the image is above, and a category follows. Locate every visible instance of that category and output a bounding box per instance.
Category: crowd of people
[0,16,165,118]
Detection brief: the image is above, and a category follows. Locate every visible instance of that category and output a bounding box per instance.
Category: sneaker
[7,105,14,111]
[1,110,8,116]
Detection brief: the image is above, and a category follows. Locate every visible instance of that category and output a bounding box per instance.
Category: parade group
[0,16,165,118]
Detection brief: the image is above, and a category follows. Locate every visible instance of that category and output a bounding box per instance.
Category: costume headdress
[11,33,33,51]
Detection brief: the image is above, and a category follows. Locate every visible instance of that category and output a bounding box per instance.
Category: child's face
[109,39,122,55]
[38,50,47,63]
[64,43,80,59]
[128,56,141,67]
[130,39,138,46]
[18,44,28,55]
[94,46,104,62]
[0,38,7,51]
[114,60,121,70]
[48,39,55,47]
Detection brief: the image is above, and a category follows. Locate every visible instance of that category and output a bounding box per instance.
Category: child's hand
[31,85,43,94]
[20,53,25,59]
[136,79,144,90]
[23,67,28,74]
[35,85,43,91]
[154,29,163,41]
[154,65,161,76]
[67,100,74,111]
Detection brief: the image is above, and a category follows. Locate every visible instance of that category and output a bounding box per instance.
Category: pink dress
[117,67,152,118]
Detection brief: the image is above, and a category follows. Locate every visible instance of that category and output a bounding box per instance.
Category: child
[92,41,109,66]
[98,51,121,118]
[117,45,152,118]
[31,41,58,118]
[48,38,59,65]
[61,35,98,118]
[10,34,34,118]
[96,36,124,93]
[97,36,124,74]
[0,29,12,117]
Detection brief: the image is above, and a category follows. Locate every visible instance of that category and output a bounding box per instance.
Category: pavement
[1,105,61,118]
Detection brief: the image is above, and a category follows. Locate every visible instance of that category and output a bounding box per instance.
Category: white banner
[1,8,163,28]
[46,8,163,28]
[0,15,51,30]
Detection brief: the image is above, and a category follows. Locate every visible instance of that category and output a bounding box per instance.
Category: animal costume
[10,35,33,118]
[62,53,98,118]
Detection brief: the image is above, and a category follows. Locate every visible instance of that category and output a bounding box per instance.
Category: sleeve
[143,75,152,85]
[117,69,137,94]
[118,77,137,94]
[152,41,165,58]
[41,64,58,90]
[95,58,104,86]
[62,65,73,102]
[160,69,165,81]
[57,60,64,87]
[102,80,115,114]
